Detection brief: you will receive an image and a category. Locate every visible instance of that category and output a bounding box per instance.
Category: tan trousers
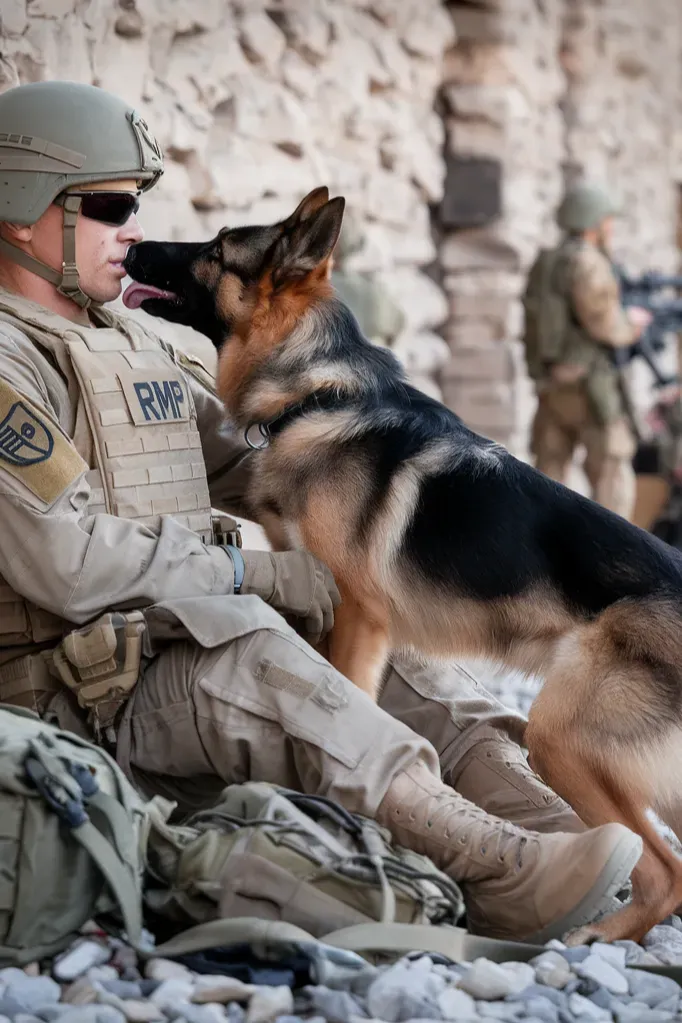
[531,384,636,520]
[115,612,579,833]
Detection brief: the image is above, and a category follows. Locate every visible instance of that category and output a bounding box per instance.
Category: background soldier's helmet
[0,81,164,307]
[556,183,620,233]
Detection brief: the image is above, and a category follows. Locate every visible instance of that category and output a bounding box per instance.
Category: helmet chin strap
[0,193,91,309]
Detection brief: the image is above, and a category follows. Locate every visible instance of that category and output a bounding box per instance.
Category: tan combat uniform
[530,242,638,519]
[0,286,577,837]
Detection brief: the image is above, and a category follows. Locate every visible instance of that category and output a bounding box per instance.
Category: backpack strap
[320,922,545,962]
[23,739,144,946]
[70,811,143,944]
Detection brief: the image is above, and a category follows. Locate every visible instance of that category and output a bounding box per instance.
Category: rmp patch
[120,373,190,427]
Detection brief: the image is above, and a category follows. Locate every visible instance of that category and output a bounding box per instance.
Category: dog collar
[244,390,346,450]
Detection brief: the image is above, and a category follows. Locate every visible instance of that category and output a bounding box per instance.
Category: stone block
[24,0,76,15]
[441,345,515,383]
[393,331,451,375]
[447,119,508,161]
[441,228,521,272]
[442,381,517,434]
[449,6,507,45]
[1,0,27,36]
[443,269,523,298]
[271,6,332,65]
[441,153,503,227]
[377,268,449,331]
[447,293,511,323]
[446,320,505,348]
[238,10,286,72]
[443,84,522,127]
[400,5,456,57]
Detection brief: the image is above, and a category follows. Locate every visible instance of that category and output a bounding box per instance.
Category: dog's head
[123,187,345,349]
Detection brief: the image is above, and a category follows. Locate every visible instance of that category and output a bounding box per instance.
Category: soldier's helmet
[0,81,163,307]
[556,182,619,233]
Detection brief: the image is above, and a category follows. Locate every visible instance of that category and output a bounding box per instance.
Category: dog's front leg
[327,583,390,702]
[255,505,293,553]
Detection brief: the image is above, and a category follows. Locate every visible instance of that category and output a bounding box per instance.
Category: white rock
[192,978,255,1005]
[567,992,612,1020]
[458,958,530,1000]
[149,979,196,1010]
[54,942,112,982]
[643,924,682,964]
[367,957,446,1021]
[245,986,293,1023]
[437,985,478,1020]
[591,943,628,971]
[145,958,194,982]
[575,953,629,995]
[100,997,164,1023]
[532,950,572,989]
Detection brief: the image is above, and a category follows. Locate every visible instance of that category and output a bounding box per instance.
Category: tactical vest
[0,291,215,669]
[522,239,625,425]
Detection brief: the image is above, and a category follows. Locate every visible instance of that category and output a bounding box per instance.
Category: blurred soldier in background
[522,182,652,520]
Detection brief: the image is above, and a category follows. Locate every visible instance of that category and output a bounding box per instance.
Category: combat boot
[376,760,642,943]
[448,733,587,834]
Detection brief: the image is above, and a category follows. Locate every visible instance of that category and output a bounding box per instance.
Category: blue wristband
[225,545,245,594]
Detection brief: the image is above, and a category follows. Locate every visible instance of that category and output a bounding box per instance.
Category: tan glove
[240,550,341,644]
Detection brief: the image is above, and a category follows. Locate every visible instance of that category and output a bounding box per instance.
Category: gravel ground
[6,922,682,1023]
[4,659,679,1022]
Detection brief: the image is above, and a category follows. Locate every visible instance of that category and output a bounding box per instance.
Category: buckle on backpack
[23,740,99,829]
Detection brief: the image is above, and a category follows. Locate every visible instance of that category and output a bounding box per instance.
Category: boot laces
[414,787,531,869]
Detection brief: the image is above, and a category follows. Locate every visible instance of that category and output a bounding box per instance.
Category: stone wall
[439,0,682,463]
[0,0,454,395]
[2,0,682,468]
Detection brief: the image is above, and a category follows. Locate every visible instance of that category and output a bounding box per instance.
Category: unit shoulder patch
[0,379,87,505]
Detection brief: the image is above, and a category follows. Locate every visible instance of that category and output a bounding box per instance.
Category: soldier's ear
[0,223,32,242]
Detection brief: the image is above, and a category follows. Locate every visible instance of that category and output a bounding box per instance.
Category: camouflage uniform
[640,389,682,548]
[0,82,641,944]
[524,184,638,519]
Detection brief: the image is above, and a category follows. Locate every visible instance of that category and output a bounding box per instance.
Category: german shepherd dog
[124,187,682,944]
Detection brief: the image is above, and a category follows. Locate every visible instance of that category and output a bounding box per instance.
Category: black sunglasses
[55,191,141,226]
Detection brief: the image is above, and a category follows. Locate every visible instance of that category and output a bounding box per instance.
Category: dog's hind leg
[327,583,391,701]
[525,723,679,943]
[525,627,682,943]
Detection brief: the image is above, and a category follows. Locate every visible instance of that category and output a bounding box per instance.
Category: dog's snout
[123,245,139,276]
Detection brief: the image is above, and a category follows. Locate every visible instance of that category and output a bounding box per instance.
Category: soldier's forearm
[0,483,239,625]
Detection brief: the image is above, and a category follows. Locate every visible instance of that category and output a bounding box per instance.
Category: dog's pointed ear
[271,197,345,289]
[284,187,330,227]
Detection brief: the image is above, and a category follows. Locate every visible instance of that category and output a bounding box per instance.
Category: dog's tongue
[122,282,178,310]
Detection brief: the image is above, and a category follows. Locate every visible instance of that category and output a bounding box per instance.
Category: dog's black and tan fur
[125,187,682,944]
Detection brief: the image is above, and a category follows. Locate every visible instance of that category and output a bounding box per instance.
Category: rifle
[613,267,682,387]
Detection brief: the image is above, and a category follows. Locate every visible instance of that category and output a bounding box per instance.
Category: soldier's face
[597,216,614,250]
[25,179,145,305]
[71,180,145,303]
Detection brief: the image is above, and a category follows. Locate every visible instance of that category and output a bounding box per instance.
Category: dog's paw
[563,923,605,947]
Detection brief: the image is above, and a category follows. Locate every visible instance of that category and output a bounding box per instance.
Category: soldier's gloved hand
[239,550,341,644]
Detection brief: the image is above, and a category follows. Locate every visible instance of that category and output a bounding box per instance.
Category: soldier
[0,81,640,944]
[634,384,682,548]
[523,182,652,520]
[330,211,405,347]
